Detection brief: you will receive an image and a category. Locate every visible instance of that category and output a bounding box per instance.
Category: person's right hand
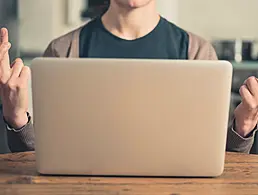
[0,28,30,129]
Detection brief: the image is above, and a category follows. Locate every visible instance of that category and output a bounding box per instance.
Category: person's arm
[226,118,257,153]
[5,25,82,152]
[6,113,35,152]
[188,32,257,153]
[5,41,58,153]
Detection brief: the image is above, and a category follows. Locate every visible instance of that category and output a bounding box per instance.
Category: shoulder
[43,19,94,57]
[43,26,81,57]
[187,31,218,60]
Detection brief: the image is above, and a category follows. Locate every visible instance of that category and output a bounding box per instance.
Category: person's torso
[79,17,189,60]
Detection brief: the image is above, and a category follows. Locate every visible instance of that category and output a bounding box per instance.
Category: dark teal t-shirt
[79,17,189,59]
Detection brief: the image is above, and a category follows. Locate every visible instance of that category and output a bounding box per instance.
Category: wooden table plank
[1,183,258,195]
[1,152,258,195]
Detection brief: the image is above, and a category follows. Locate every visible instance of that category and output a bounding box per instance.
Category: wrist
[234,118,256,138]
[4,112,29,129]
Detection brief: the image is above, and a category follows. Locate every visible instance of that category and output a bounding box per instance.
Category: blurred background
[0,0,258,153]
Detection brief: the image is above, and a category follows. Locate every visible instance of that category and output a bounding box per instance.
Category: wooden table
[1,152,258,195]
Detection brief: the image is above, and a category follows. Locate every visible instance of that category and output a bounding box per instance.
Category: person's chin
[114,0,153,9]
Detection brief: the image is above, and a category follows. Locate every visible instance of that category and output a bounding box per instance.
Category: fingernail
[15,58,23,63]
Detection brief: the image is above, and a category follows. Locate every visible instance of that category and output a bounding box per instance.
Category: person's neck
[101,1,160,40]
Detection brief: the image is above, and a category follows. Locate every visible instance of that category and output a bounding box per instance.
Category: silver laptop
[30,58,232,177]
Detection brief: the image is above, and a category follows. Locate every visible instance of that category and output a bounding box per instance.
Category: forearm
[226,120,257,153]
[6,114,35,152]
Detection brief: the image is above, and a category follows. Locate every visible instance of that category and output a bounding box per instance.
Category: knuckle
[247,76,256,85]
[249,102,258,110]
[251,76,257,80]
[15,58,23,64]
[6,80,17,90]
[0,76,7,85]
[21,66,31,78]
[0,53,4,62]
[239,85,245,93]
[246,77,252,84]
[0,43,10,57]
[22,66,30,72]
[12,58,23,67]
[13,59,23,67]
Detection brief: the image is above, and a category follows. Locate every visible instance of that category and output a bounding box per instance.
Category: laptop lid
[31,58,232,177]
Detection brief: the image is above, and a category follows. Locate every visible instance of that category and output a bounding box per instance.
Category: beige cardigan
[6,24,256,153]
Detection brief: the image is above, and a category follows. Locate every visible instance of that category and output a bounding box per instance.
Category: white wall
[178,0,258,40]
[20,0,258,52]
[19,0,54,52]
[157,0,178,24]
[19,0,85,53]
[51,0,86,38]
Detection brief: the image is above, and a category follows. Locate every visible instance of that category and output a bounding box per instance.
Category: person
[0,0,258,153]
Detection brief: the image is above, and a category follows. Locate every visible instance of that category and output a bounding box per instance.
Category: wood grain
[1,152,258,195]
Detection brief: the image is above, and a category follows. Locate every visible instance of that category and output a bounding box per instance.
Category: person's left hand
[234,76,258,137]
